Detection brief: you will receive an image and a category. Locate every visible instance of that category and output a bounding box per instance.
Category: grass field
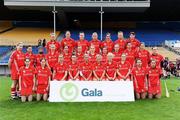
[0,76,180,120]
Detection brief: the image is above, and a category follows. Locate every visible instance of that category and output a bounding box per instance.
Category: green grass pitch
[0,76,180,120]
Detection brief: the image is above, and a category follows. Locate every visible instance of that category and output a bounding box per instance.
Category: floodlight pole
[52,5,57,36]
[99,6,104,41]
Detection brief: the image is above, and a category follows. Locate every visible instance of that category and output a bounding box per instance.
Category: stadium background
[0,0,180,120]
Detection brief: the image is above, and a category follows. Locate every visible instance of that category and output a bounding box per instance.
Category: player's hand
[33,86,36,91]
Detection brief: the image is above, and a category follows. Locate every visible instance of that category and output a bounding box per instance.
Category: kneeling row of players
[18,57,162,102]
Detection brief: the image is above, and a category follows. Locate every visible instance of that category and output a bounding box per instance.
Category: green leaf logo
[60,83,79,102]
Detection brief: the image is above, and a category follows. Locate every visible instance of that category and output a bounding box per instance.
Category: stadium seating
[0,27,60,46]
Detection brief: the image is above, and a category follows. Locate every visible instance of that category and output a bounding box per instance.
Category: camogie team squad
[8,31,164,102]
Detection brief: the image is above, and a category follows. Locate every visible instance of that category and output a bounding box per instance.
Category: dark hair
[130,32,135,36]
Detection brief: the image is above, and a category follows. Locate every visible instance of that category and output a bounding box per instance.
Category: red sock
[11,88,16,98]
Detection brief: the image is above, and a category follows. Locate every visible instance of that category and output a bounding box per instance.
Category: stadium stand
[0,27,60,46]
[0,21,13,33]
[146,47,180,61]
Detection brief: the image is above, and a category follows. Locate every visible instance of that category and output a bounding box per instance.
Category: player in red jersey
[150,47,164,68]
[116,53,131,81]
[114,31,127,52]
[88,45,97,65]
[46,33,60,52]
[137,43,150,68]
[93,54,106,81]
[36,47,45,67]
[45,44,59,71]
[76,46,84,63]
[76,32,89,53]
[101,47,108,63]
[127,32,141,51]
[53,54,68,80]
[113,44,122,63]
[89,32,101,54]
[123,43,137,68]
[132,59,148,99]
[147,59,162,99]
[79,54,93,81]
[105,53,117,81]
[62,46,72,64]
[8,42,25,99]
[101,33,114,52]
[25,46,36,67]
[19,58,36,102]
[61,31,76,53]
[68,55,80,81]
[36,58,51,101]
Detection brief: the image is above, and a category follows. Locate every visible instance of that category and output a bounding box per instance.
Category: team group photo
[0,0,180,120]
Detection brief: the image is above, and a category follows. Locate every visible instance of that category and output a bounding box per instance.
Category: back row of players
[8,31,164,102]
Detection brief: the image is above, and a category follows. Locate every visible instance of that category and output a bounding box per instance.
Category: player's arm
[106,72,111,80]
[53,70,56,80]
[74,70,80,80]
[125,69,131,80]
[100,70,106,81]
[112,70,117,80]
[68,70,74,80]
[116,69,125,79]
[87,71,92,81]
[93,70,99,80]
[46,76,51,91]
[62,71,68,81]
[81,71,87,81]
[33,75,36,91]
[19,75,22,91]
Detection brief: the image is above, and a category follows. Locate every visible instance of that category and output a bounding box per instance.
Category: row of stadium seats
[0,46,13,57]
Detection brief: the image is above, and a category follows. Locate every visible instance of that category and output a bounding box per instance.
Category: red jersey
[76,40,89,53]
[68,62,80,79]
[89,53,97,65]
[19,66,36,87]
[77,52,84,63]
[124,49,137,68]
[61,38,76,53]
[80,61,92,80]
[127,38,141,50]
[46,51,59,69]
[113,51,122,63]
[63,52,72,64]
[101,40,114,52]
[25,52,36,66]
[117,61,131,80]
[114,39,127,51]
[102,54,107,63]
[36,66,51,85]
[46,40,60,52]
[147,67,162,86]
[132,67,147,92]
[53,62,67,80]
[137,49,150,68]
[105,61,117,78]
[36,54,45,67]
[89,39,101,53]
[10,50,25,69]
[93,62,105,79]
[150,54,164,68]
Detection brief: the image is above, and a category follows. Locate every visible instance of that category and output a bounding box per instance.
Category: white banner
[49,81,135,102]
